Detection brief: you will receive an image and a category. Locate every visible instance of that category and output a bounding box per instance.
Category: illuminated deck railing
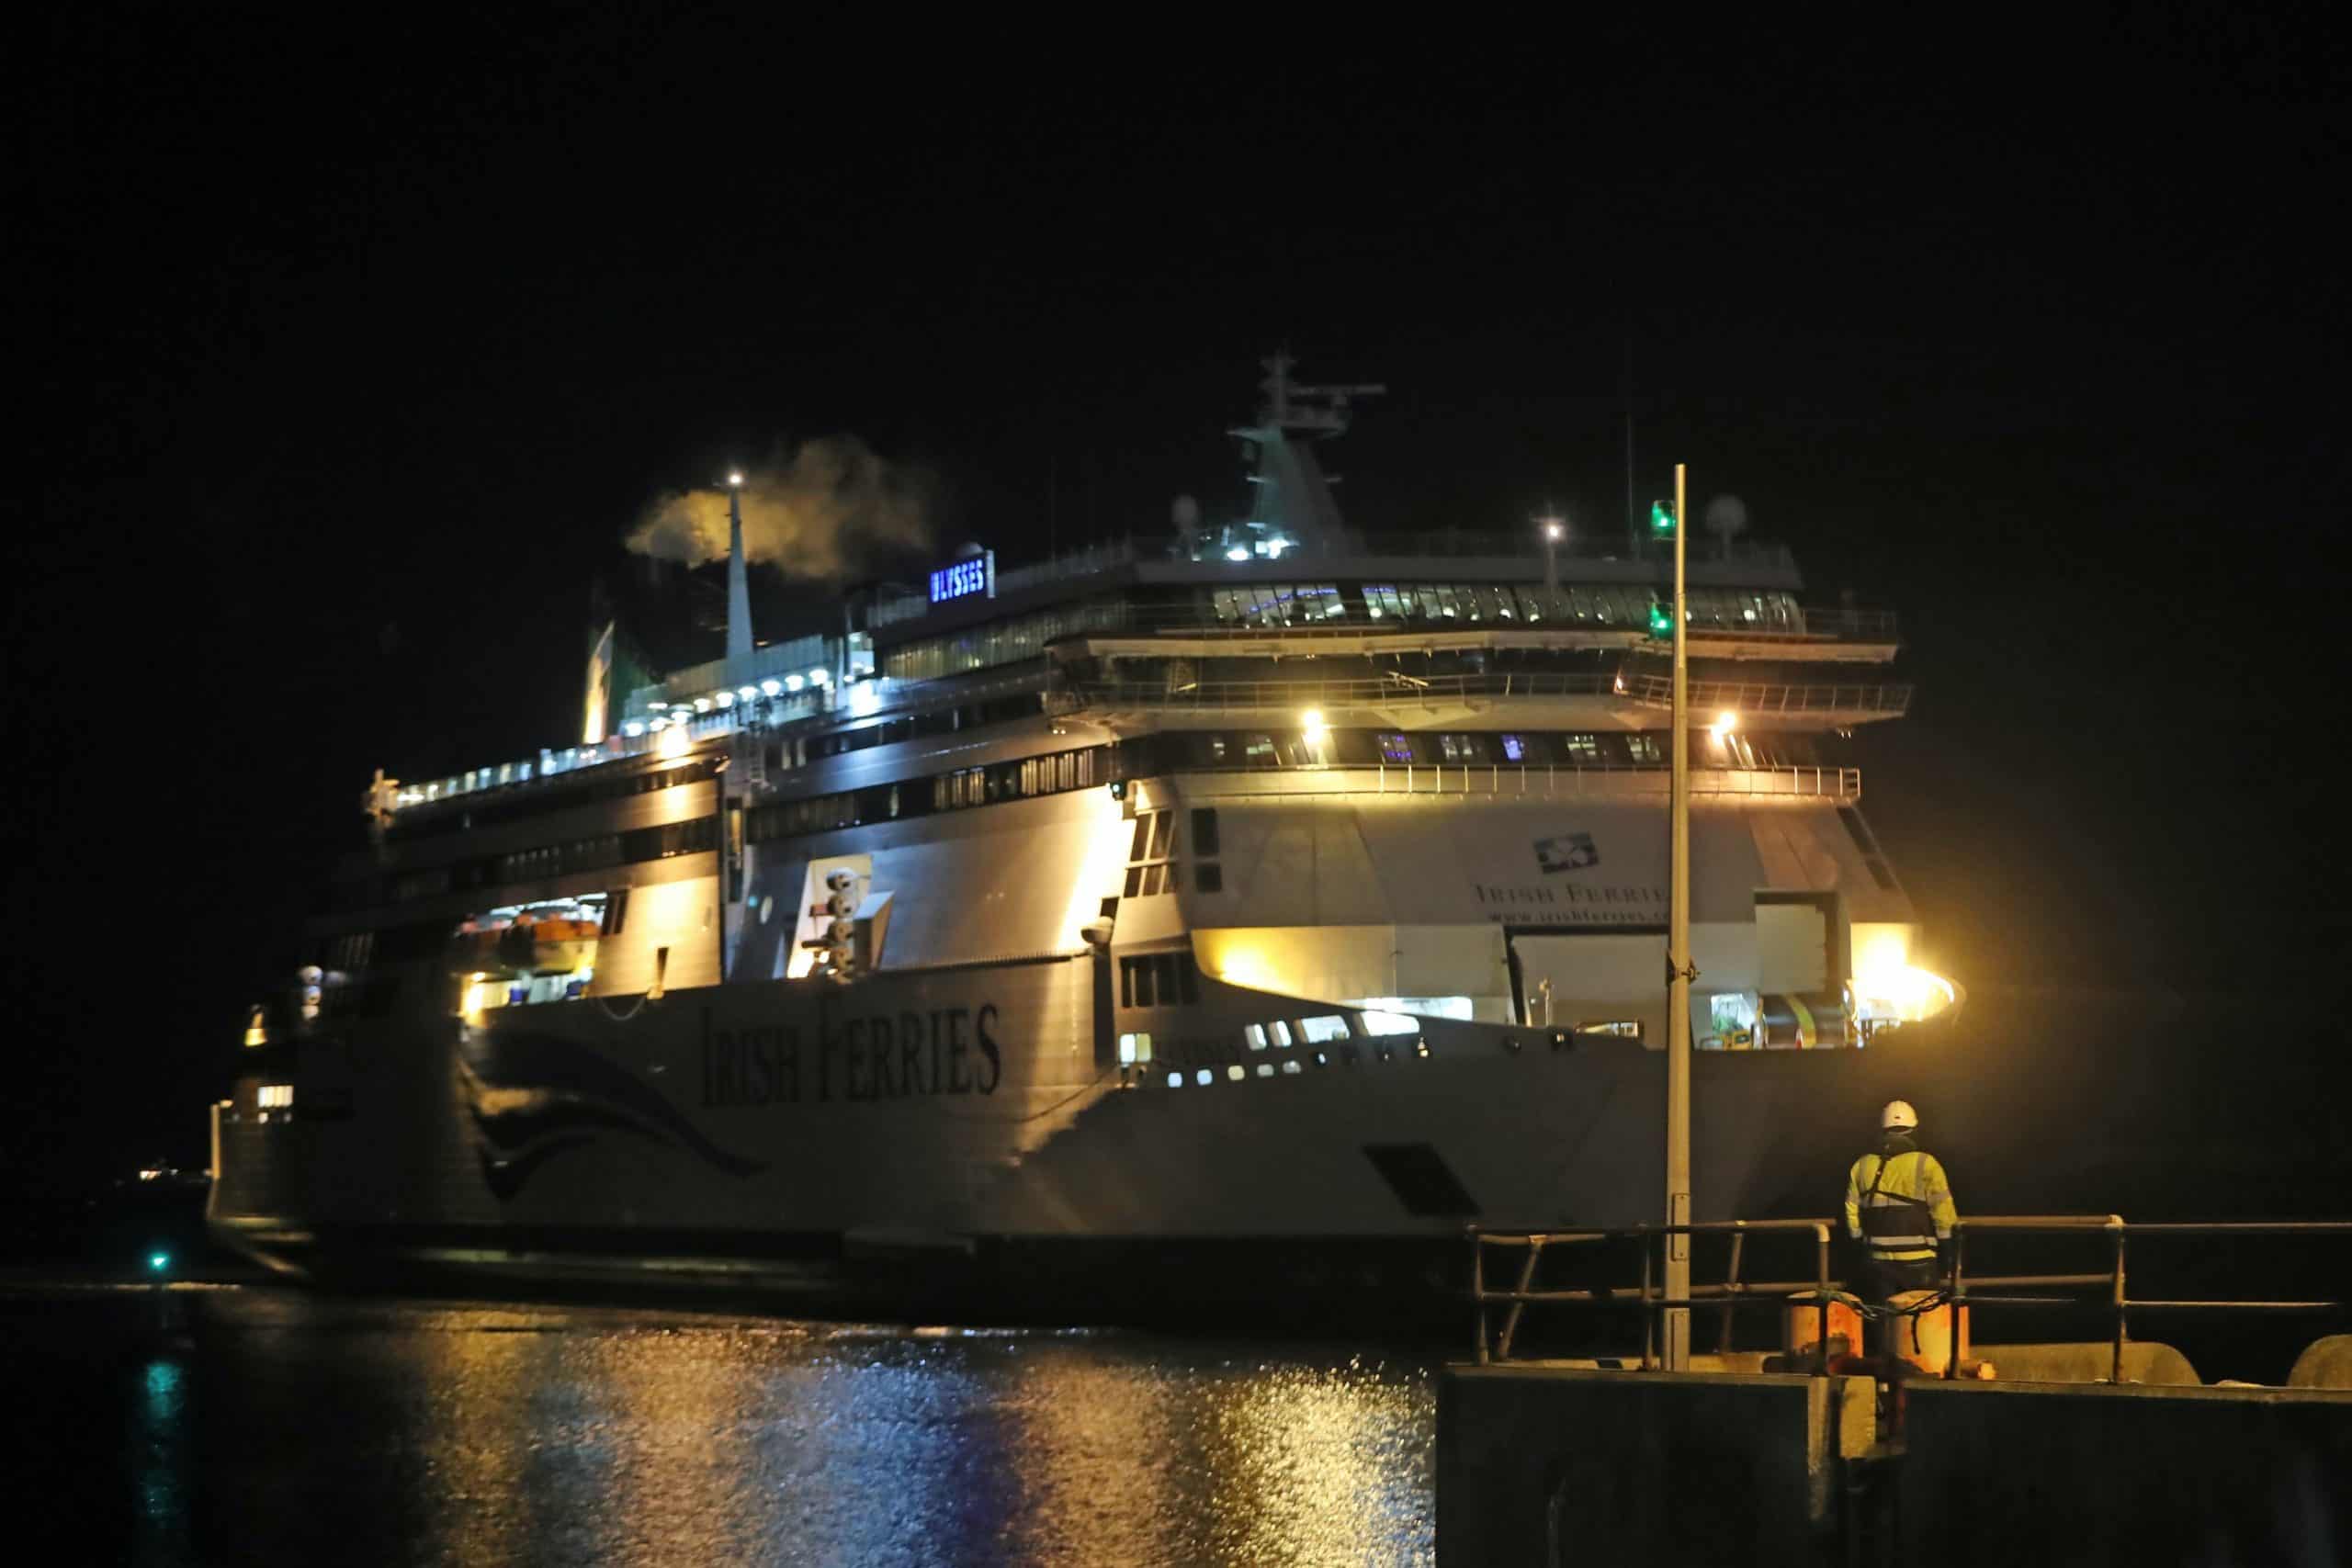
[1046,671,1913,722]
[1053,601,1897,645]
[869,533,1807,626]
[1182,762,1862,803]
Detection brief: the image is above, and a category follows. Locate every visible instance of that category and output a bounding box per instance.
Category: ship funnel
[726,476,752,660]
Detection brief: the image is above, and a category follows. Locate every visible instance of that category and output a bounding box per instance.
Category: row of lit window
[257,1084,295,1110]
[882,601,1125,682]
[1157,1036,1435,1087]
[933,748,1098,812]
[1207,582,1802,631]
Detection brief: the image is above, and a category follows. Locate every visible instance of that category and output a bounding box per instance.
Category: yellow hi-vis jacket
[1844,1146,1959,1263]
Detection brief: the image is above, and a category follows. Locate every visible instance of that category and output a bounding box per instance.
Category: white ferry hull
[209,953,1908,1317]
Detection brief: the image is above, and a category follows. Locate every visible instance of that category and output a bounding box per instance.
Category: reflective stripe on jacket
[1844,1148,1958,1261]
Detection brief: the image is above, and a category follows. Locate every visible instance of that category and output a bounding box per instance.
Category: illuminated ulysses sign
[929,550,995,604]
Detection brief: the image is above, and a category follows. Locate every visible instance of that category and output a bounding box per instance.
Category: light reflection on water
[12,1292,1435,1566]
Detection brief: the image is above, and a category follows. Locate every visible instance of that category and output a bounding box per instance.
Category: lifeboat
[449,917,600,978]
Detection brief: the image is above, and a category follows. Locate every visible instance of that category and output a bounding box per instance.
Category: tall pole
[1664,460,1692,1371]
[725,476,752,662]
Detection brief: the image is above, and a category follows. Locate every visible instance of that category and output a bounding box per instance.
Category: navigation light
[148,1252,170,1273]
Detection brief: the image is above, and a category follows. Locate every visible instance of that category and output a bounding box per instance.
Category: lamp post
[1538,513,1565,604]
[1664,461,1693,1371]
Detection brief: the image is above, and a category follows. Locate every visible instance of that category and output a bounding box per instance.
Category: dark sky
[18,17,2348,1184]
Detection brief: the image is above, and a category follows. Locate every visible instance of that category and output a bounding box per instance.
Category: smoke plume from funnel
[628,434,933,580]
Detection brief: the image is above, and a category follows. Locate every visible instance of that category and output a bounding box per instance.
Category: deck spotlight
[1300,708,1329,747]
[728,471,744,487]
[760,679,783,696]
[1227,547,1250,561]
[1711,710,1737,740]
[808,668,829,685]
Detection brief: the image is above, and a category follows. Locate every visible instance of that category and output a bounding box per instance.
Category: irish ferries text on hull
[210,358,1959,1299]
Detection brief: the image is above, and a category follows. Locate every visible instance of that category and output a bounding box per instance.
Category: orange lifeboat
[448,917,601,978]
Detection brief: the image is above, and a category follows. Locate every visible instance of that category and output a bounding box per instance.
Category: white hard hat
[1881,1100,1918,1133]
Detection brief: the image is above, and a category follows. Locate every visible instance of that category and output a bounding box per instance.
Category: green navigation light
[148,1251,171,1273]
[1649,499,1677,536]
[1646,600,1675,639]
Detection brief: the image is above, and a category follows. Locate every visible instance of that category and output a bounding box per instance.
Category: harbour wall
[1436,1363,2352,1566]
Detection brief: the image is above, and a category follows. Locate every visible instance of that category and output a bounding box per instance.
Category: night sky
[19,17,2348,1190]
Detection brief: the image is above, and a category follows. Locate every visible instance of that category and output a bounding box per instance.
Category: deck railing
[1045,600,1897,644]
[1046,671,1913,719]
[1188,762,1861,803]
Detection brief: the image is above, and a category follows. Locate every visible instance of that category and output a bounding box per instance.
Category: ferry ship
[210,360,1962,1317]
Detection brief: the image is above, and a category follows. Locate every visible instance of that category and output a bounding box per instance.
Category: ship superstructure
[212,360,1954,1309]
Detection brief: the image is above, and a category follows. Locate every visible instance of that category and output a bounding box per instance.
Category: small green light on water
[148,1252,170,1273]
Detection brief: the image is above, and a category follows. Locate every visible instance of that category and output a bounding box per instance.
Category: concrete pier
[1436,1359,2351,1566]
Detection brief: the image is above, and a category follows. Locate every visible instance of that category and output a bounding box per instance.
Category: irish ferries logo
[1533,832,1600,874]
[458,1030,767,1201]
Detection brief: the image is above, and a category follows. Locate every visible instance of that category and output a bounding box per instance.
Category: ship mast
[1226,353,1385,558]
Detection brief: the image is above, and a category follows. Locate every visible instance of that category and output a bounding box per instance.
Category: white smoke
[1704,494,1748,539]
[628,434,933,580]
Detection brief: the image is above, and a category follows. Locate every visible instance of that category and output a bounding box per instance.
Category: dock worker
[1844,1100,1959,1318]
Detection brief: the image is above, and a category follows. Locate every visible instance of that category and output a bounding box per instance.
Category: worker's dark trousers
[1862,1254,1941,1359]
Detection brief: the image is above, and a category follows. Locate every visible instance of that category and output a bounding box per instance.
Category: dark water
[0,1286,1436,1567]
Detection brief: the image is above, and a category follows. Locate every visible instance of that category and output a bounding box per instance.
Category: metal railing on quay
[1473,1214,2352,1383]
[1470,1220,1841,1373]
[1944,1216,2352,1382]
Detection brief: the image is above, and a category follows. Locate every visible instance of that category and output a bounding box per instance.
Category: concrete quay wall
[1900,1378,2352,1565]
[1439,1365,2351,1566]
[1435,1366,1872,1566]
